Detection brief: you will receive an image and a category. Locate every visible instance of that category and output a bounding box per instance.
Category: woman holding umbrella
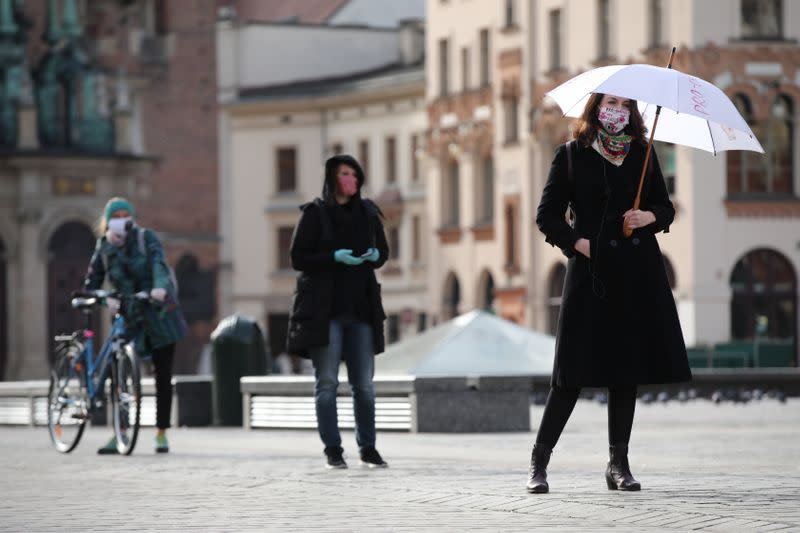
[528,92,692,494]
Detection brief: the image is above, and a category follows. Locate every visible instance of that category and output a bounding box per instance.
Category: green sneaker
[97,436,118,455]
[155,433,169,454]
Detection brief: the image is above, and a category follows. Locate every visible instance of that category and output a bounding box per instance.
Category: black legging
[535,385,637,448]
[152,343,175,430]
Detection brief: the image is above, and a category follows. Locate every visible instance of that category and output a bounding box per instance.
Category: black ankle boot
[605,443,641,491]
[526,444,552,494]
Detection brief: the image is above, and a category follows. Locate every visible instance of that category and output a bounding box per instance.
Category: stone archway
[442,272,461,321]
[47,222,96,364]
[477,269,495,312]
[730,248,797,359]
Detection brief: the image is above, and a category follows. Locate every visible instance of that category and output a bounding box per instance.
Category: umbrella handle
[623,46,676,238]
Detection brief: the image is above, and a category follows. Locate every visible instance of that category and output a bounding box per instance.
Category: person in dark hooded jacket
[287,154,389,469]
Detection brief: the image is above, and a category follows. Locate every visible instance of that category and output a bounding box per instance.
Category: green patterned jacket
[84,226,188,354]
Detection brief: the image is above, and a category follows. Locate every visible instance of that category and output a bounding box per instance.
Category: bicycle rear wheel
[111,344,141,455]
[47,344,88,453]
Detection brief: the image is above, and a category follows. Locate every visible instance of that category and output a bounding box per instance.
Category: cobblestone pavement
[2,399,799,532]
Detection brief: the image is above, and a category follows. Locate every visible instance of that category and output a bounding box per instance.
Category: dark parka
[286,155,389,358]
[536,140,692,388]
[84,226,188,355]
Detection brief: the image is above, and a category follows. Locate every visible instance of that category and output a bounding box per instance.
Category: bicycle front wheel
[111,344,141,455]
[48,345,88,453]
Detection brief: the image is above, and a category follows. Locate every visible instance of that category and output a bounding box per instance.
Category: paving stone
[1,399,798,531]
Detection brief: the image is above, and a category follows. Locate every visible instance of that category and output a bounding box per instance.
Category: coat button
[632,238,640,245]
[609,239,618,247]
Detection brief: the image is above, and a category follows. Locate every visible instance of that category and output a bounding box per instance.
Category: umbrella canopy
[545,63,764,154]
[374,310,555,377]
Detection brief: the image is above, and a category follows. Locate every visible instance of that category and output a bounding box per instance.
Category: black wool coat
[286,198,389,358]
[536,140,692,388]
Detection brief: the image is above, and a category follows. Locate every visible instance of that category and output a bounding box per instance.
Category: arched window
[730,249,796,342]
[47,222,96,364]
[547,263,566,335]
[442,272,461,320]
[727,94,764,195]
[477,270,495,311]
[728,93,795,196]
[768,95,793,194]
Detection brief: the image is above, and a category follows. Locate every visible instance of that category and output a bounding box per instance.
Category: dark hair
[572,93,648,147]
[322,154,365,204]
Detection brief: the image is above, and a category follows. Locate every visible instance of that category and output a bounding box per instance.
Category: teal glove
[333,249,364,266]
[362,247,380,263]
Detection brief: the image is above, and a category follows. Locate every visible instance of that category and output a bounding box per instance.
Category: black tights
[535,385,637,448]
[151,343,175,430]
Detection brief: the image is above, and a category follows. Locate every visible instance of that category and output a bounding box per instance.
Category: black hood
[322,154,365,204]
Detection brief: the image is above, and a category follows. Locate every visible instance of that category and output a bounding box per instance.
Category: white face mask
[598,105,630,134]
[108,217,132,237]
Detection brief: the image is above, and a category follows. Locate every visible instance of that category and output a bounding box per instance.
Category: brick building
[0,0,219,379]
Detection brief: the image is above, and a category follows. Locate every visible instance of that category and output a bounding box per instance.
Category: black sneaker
[360,447,388,468]
[324,446,347,469]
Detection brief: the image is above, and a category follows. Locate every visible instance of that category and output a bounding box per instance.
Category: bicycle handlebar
[71,290,153,303]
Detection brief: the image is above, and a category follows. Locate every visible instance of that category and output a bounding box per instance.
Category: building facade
[218,16,428,357]
[424,0,798,363]
[528,0,799,362]
[0,0,220,379]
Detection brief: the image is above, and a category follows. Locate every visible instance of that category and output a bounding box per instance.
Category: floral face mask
[598,106,630,134]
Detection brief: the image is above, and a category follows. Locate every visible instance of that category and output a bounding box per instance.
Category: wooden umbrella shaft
[623,46,676,237]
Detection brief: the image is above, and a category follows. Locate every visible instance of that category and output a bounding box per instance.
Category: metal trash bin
[210,315,270,426]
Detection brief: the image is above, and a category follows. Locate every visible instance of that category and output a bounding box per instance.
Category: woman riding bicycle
[84,197,187,454]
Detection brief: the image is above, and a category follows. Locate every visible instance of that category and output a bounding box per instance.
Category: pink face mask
[337,174,358,197]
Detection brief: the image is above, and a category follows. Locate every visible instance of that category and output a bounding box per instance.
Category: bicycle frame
[78,314,129,404]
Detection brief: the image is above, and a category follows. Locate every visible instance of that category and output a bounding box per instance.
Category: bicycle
[47,290,153,454]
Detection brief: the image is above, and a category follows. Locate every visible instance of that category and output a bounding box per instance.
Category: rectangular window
[412,215,421,262]
[549,9,562,71]
[446,160,460,226]
[598,0,610,58]
[276,147,297,192]
[504,97,519,144]
[386,136,397,183]
[388,226,400,260]
[741,0,783,40]
[649,0,663,47]
[417,312,428,333]
[277,226,294,270]
[439,38,450,96]
[411,134,420,181]
[481,156,494,222]
[505,203,518,269]
[505,0,516,27]
[461,47,470,91]
[656,142,676,195]
[358,139,369,184]
[479,29,490,86]
[155,0,169,34]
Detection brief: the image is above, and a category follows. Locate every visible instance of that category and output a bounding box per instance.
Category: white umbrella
[544,48,764,237]
[545,62,764,154]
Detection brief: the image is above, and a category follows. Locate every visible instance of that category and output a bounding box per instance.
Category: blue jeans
[310,318,376,451]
